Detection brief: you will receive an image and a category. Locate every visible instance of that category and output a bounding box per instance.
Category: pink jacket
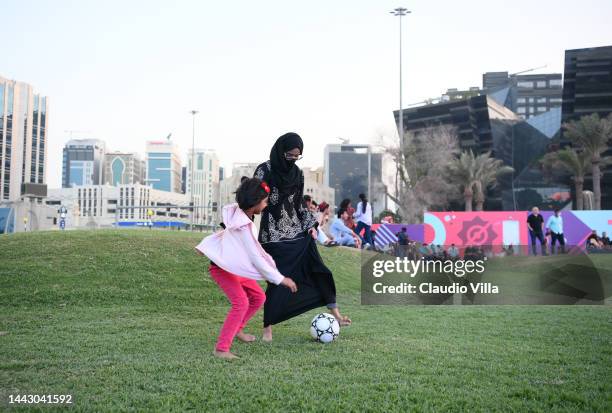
[195,203,285,285]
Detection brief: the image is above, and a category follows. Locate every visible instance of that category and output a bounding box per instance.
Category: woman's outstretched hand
[281,277,298,293]
[308,228,318,239]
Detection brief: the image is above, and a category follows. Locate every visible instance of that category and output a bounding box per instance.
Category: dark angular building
[562,45,612,209]
[394,96,569,211]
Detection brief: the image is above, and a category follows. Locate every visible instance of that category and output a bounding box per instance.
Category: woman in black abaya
[254,132,351,341]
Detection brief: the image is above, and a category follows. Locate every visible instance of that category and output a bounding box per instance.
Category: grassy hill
[1,230,611,412]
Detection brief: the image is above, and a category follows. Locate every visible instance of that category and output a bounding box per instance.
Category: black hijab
[269,132,304,194]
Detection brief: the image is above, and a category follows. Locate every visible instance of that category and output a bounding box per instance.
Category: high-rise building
[145,139,181,193]
[186,149,220,226]
[562,46,612,122]
[103,152,146,186]
[482,71,563,119]
[62,139,106,188]
[324,144,385,213]
[219,163,258,208]
[0,76,49,201]
[561,45,612,209]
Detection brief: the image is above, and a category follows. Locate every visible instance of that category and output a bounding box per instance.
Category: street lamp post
[190,110,199,231]
[390,7,411,145]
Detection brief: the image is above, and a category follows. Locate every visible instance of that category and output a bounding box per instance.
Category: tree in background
[541,148,590,210]
[385,125,460,223]
[447,150,513,211]
[563,113,612,210]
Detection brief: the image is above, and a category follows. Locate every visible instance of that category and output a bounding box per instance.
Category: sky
[2,0,611,188]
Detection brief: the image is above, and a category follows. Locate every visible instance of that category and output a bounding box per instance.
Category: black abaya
[254,134,337,326]
[262,235,336,326]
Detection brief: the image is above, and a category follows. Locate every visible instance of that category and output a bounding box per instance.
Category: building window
[111,157,125,186]
[550,98,562,103]
[528,98,534,103]
[517,81,533,88]
[537,106,547,112]
[549,79,562,87]
[517,98,526,103]
[537,97,546,103]
[536,81,547,88]
[197,154,204,170]
[517,107,526,114]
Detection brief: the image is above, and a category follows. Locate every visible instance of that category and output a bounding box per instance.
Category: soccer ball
[310,313,340,343]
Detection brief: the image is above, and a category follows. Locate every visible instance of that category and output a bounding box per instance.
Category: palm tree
[541,148,589,210]
[473,153,514,211]
[447,151,513,211]
[447,151,479,211]
[563,113,612,210]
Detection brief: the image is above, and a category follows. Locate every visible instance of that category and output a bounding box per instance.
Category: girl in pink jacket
[195,178,298,360]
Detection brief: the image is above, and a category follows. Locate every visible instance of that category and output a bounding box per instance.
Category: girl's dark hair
[359,193,368,214]
[339,198,351,209]
[235,177,269,210]
[337,207,347,218]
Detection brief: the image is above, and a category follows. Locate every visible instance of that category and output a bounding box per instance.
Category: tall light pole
[190,110,199,231]
[390,7,411,144]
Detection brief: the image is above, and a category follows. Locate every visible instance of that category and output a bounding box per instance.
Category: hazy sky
[2,0,611,188]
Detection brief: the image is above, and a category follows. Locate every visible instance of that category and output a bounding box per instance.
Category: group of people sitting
[586,230,611,252]
[304,194,374,249]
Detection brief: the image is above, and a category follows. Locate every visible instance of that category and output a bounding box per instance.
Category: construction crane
[405,97,440,108]
[510,65,547,77]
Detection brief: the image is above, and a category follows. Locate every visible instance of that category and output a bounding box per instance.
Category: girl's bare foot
[213,350,239,360]
[262,326,273,342]
[236,331,257,343]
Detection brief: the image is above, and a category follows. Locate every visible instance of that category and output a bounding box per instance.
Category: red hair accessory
[261,181,270,193]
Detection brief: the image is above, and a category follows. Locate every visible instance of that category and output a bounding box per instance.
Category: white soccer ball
[310,313,340,343]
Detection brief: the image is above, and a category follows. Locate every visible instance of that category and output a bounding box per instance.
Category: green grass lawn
[1,230,611,412]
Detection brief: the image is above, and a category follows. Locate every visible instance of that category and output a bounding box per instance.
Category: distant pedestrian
[527,207,546,256]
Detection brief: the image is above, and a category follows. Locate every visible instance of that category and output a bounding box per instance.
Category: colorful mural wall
[372,211,612,248]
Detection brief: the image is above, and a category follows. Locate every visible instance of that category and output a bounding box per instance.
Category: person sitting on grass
[447,244,459,260]
[418,243,433,260]
[330,208,361,248]
[313,201,337,247]
[586,230,604,250]
[601,231,611,247]
[195,178,298,360]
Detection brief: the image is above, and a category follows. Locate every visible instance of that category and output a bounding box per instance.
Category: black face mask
[285,159,296,167]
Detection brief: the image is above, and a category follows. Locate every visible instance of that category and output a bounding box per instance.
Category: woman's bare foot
[213,350,239,360]
[262,326,273,342]
[236,331,257,343]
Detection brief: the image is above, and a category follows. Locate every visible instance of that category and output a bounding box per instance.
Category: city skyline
[2,0,611,188]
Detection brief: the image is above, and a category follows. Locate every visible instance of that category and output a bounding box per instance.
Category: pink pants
[210,265,266,352]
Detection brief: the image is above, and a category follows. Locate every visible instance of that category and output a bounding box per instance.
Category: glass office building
[145,140,182,193]
[562,45,612,209]
[62,139,106,188]
[482,71,563,119]
[0,76,49,202]
[395,96,569,211]
[324,144,384,211]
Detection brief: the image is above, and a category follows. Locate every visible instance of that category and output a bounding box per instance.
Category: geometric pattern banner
[424,210,612,247]
[370,211,612,249]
